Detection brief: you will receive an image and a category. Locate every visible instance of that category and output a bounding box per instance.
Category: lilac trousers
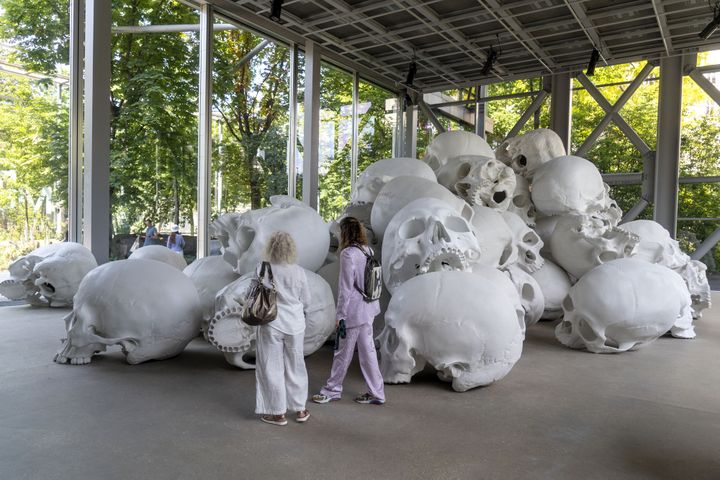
[320,322,385,401]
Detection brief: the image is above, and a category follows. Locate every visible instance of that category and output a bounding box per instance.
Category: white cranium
[442,155,516,210]
[469,205,517,269]
[506,174,536,226]
[211,195,329,275]
[422,130,495,174]
[371,176,473,241]
[376,271,524,392]
[382,197,482,294]
[531,155,609,217]
[504,263,545,327]
[500,210,544,273]
[351,158,436,205]
[183,256,240,336]
[555,258,692,353]
[534,215,561,261]
[54,259,202,365]
[530,260,572,320]
[496,128,566,177]
[129,244,187,270]
[0,242,97,307]
[207,268,335,368]
[550,214,638,279]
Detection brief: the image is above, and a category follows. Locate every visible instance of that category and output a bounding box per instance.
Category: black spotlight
[699,11,720,39]
[586,48,600,76]
[405,60,417,86]
[269,0,283,23]
[481,48,498,75]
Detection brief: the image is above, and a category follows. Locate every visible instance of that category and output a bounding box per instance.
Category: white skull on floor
[506,174,536,226]
[496,128,566,178]
[211,195,329,275]
[469,205,517,269]
[351,158,436,205]
[382,197,481,294]
[377,271,524,392]
[530,260,572,320]
[371,176,473,241]
[207,268,335,368]
[183,256,240,336]
[422,130,495,174]
[555,258,692,353]
[0,242,97,307]
[504,264,545,327]
[550,214,638,279]
[54,259,202,365]
[439,155,516,210]
[500,211,544,273]
[129,244,187,270]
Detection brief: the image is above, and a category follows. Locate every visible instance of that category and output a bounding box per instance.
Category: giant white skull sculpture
[531,155,608,217]
[469,205,517,269]
[54,259,202,365]
[207,268,335,368]
[619,220,711,325]
[183,256,240,335]
[422,130,495,174]
[0,242,97,307]
[211,195,330,275]
[550,214,638,279]
[496,128,566,178]
[530,260,572,320]
[129,244,187,270]
[534,215,561,261]
[500,210,544,273]
[504,264,545,327]
[436,155,516,210]
[469,265,525,331]
[382,197,481,294]
[376,271,524,392]
[351,158,436,205]
[507,174,536,226]
[371,176,473,241]
[555,258,692,353]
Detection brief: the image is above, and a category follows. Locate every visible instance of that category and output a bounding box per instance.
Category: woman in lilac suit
[312,217,385,405]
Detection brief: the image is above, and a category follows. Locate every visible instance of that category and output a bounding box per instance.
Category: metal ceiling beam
[563,0,611,62]
[688,69,720,107]
[650,0,673,56]
[112,24,238,33]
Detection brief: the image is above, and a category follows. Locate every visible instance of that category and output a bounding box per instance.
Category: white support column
[393,93,403,158]
[287,43,298,198]
[402,100,418,159]
[351,71,359,190]
[196,3,213,258]
[82,0,111,264]
[302,41,320,210]
[550,73,572,153]
[654,55,683,238]
[475,85,487,138]
[68,0,84,243]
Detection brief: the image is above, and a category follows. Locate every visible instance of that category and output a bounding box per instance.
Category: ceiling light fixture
[481,47,498,76]
[699,5,720,39]
[586,48,600,76]
[269,0,284,23]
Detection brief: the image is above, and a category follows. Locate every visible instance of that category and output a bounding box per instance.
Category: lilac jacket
[336,245,380,328]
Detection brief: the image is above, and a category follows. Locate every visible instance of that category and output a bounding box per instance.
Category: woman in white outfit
[254,231,312,426]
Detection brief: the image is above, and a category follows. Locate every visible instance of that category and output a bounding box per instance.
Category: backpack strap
[352,244,372,258]
[259,261,276,289]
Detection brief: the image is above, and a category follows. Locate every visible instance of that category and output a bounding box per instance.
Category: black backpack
[352,245,382,301]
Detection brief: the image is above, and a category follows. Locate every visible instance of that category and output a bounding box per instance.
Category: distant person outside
[167,225,185,254]
[143,219,160,246]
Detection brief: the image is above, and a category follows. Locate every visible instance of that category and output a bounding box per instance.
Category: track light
[269,0,283,23]
[586,48,600,76]
[481,48,498,76]
[699,12,720,39]
[405,60,417,86]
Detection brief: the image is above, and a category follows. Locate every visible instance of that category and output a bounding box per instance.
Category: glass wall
[318,63,353,221]
[357,81,396,174]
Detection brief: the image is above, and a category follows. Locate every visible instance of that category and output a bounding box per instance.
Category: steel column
[418,100,446,134]
[68,0,84,243]
[302,41,321,210]
[653,55,683,238]
[691,227,720,261]
[689,69,720,107]
[549,72,572,153]
[620,199,649,224]
[82,0,111,264]
[196,3,213,258]
[402,103,418,159]
[474,85,487,138]
[287,43,298,199]
[351,71,359,189]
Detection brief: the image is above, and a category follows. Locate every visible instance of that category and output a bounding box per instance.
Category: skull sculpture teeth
[182,256,240,336]
[0,242,97,307]
[496,128,566,178]
[382,197,482,294]
[376,271,524,392]
[555,258,692,353]
[54,259,202,365]
[449,155,516,210]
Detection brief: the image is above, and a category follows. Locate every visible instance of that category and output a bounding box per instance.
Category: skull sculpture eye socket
[444,216,471,233]
[514,155,527,167]
[399,218,426,239]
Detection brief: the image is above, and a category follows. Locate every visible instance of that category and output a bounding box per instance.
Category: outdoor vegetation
[0,0,718,270]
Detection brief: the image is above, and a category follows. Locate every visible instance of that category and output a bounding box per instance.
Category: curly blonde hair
[263,231,298,264]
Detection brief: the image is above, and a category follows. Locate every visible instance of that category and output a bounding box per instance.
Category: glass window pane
[357,81,396,173]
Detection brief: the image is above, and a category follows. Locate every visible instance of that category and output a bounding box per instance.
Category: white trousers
[255,326,308,415]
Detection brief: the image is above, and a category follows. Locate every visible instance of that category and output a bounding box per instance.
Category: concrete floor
[1,297,719,480]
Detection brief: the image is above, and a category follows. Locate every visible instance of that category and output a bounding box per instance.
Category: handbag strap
[258,261,276,290]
